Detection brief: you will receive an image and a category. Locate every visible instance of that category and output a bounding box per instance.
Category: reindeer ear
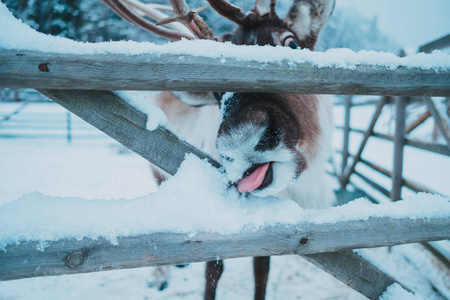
[284,0,335,50]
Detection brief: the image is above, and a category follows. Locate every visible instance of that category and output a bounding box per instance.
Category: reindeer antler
[204,0,246,25]
[156,0,215,40]
[101,0,214,40]
[102,0,280,41]
[120,0,194,37]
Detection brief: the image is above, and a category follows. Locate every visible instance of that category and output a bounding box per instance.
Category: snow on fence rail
[1,48,450,96]
[1,208,448,281]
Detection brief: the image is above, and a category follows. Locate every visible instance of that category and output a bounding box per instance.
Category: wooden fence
[330,35,450,273]
[333,34,450,204]
[1,34,450,299]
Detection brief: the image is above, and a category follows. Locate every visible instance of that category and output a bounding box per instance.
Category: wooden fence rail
[39,89,220,176]
[1,215,448,282]
[1,49,450,96]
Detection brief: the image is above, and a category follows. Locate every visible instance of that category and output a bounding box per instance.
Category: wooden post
[391,97,407,202]
[340,95,352,188]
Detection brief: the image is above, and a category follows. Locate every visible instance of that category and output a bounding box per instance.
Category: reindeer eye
[283,36,298,49]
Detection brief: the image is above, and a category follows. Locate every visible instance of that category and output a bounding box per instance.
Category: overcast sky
[336,0,450,50]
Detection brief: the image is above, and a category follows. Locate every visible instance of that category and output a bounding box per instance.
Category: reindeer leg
[151,164,168,185]
[253,256,270,300]
[204,260,224,300]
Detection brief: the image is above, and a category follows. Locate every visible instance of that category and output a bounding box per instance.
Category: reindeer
[102,0,336,299]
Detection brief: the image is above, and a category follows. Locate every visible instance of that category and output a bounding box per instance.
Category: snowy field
[0,101,449,299]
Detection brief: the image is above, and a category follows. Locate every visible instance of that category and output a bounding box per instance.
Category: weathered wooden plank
[391,97,407,201]
[354,171,390,198]
[39,89,220,175]
[405,137,450,156]
[358,157,433,194]
[302,251,411,300]
[0,215,448,281]
[1,49,450,96]
[419,33,450,53]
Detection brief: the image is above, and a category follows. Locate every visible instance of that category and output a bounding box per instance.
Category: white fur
[217,123,299,197]
[286,0,335,42]
[291,4,313,40]
[276,96,335,209]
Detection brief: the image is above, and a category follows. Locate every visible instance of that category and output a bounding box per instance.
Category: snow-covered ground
[0,101,449,299]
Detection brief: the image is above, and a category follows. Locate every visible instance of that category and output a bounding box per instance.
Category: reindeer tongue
[237,162,270,193]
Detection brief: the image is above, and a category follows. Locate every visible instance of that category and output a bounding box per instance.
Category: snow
[114,91,168,131]
[380,283,424,300]
[1,3,450,71]
[0,150,448,251]
[357,244,450,300]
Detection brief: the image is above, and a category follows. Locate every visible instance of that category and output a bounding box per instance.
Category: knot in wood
[299,237,308,245]
[38,63,49,72]
[67,252,85,268]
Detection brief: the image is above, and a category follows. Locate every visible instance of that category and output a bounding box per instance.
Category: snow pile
[0,154,449,251]
[114,91,168,131]
[304,193,450,223]
[0,155,302,250]
[1,3,450,71]
[380,283,424,300]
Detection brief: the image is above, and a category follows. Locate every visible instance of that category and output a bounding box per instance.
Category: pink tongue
[237,162,270,193]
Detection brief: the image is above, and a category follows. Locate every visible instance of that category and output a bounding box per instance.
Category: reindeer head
[211,0,335,196]
[103,0,335,197]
